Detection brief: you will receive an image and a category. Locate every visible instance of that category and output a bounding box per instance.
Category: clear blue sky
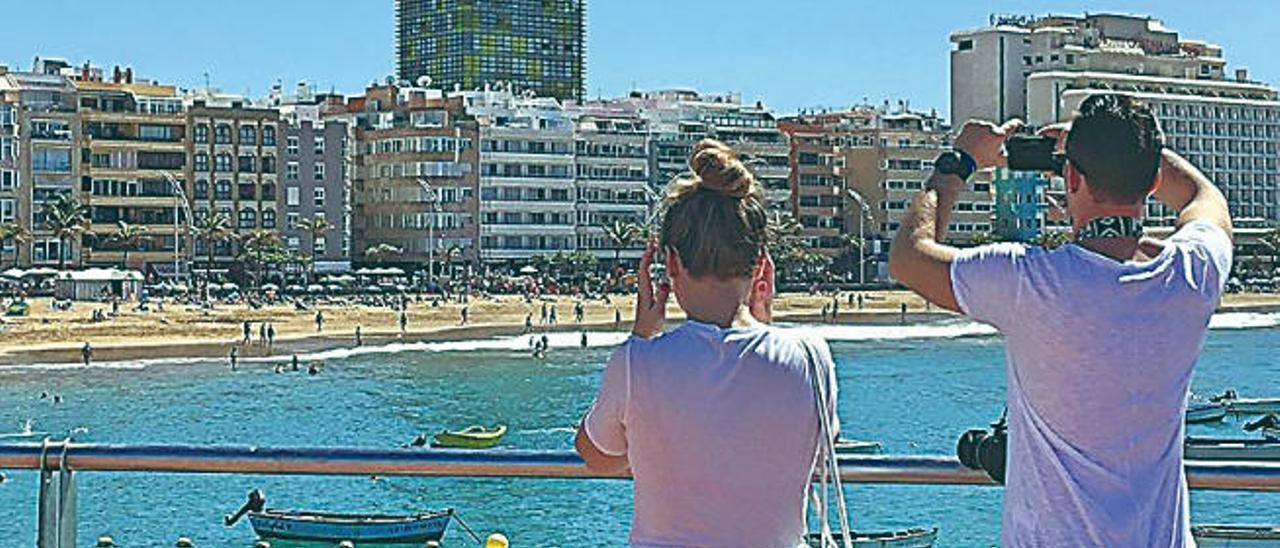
[2,1,1277,115]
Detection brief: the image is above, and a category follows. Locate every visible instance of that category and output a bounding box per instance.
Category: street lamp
[161,172,194,285]
[845,188,873,286]
[415,178,439,286]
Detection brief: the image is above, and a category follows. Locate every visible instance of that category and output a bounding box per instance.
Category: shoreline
[3,299,1279,367]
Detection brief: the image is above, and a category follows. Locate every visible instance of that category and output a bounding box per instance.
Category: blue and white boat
[246,508,452,546]
[1186,402,1228,424]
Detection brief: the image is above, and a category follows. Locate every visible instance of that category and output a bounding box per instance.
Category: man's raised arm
[888,119,1021,312]
[1154,148,1233,239]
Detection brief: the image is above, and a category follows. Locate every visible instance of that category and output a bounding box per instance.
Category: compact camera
[956,411,1008,484]
[1005,135,1065,176]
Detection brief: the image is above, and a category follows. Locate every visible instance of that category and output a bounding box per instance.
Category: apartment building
[613,90,792,212]
[781,104,989,280]
[396,0,586,102]
[951,13,1228,125]
[339,83,480,269]
[74,67,189,275]
[462,86,576,263]
[272,83,353,272]
[185,91,283,276]
[567,105,650,263]
[1028,72,1280,227]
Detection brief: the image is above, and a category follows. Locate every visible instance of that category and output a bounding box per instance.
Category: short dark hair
[1065,94,1162,203]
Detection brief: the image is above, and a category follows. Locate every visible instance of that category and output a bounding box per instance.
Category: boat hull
[1187,404,1228,424]
[1193,524,1280,547]
[432,425,506,449]
[1185,438,1280,461]
[834,439,884,455]
[1227,399,1280,416]
[247,510,450,544]
[806,527,938,547]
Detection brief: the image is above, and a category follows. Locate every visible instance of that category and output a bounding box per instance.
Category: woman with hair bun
[575,139,840,547]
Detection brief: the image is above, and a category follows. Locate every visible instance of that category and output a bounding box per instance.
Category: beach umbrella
[326,284,344,294]
[1,268,23,279]
[306,284,325,293]
[285,284,305,294]
[221,282,239,291]
[519,265,538,274]
[24,267,58,276]
[261,283,280,291]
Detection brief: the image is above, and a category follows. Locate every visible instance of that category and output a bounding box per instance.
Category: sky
[1,0,1278,116]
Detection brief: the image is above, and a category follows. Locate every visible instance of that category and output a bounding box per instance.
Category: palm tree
[1258,228,1280,274]
[41,193,90,270]
[295,216,333,283]
[0,222,30,269]
[969,231,997,246]
[241,229,281,288]
[363,243,402,264]
[111,221,148,269]
[193,211,233,291]
[602,220,639,266]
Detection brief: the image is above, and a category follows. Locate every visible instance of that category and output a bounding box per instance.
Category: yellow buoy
[175,537,194,548]
[96,535,115,547]
[486,533,510,548]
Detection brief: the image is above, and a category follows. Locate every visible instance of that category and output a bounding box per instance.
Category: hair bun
[689,139,752,198]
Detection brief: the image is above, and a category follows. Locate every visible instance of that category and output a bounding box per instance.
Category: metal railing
[4,441,1279,547]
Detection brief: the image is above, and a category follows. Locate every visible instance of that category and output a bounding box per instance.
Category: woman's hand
[749,251,775,323]
[632,238,670,339]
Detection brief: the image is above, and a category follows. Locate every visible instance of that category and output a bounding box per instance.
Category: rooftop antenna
[203,71,210,91]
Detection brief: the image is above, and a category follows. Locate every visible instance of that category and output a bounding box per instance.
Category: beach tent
[1,268,23,279]
[518,266,539,275]
[23,267,58,277]
[54,268,144,301]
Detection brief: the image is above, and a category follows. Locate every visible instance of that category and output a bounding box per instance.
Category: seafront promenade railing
[3,441,1279,547]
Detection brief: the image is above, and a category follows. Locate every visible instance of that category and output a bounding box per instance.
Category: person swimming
[291,354,300,372]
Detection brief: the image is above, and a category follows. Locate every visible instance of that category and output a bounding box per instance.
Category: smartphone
[649,247,669,287]
[1006,135,1065,175]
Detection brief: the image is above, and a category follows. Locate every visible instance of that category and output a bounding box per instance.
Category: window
[137,151,185,169]
[215,179,232,200]
[139,125,177,142]
[194,179,209,199]
[238,154,257,173]
[0,170,15,191]
[262,125,276,146]
[215,124,232,144]
[314,162,325,180]
[0,137,13,161]
[1065,54,1075,64]
[261,155,276,174]
[0,105,12,126]
[215,153,232,172]
[239,208,256,228]
[957,40,973,51]
[286,186,300,206]
[0,198,14,223]
[286,136,299,155]
[194,152,209,171]
[313,188,325,207]
[193,124,208,143]
[286,162,299,180]
[314,235,326,254]
[314,136,324,154]
[239,125,256,146]
[32,148,72,172]
[287,213,299,229]
[261,209,276,229]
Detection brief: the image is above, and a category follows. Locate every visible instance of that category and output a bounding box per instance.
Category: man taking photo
[889,93,1232,547]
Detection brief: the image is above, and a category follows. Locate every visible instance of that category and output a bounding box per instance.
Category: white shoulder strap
[798,336,852,548]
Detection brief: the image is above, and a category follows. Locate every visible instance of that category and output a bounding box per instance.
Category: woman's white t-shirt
[584,320,838,548]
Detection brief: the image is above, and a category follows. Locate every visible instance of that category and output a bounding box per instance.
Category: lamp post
[415,178,439,287]
[161,172,194,285]
[845,188,873,286]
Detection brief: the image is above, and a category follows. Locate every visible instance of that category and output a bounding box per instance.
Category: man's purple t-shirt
[951,220,1233,547]
[585,320,838,548]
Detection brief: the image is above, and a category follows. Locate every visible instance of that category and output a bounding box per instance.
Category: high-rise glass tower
[396,0,585,102]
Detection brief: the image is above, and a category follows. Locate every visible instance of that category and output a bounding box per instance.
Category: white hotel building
[462,89,577,262]
[568,105,650,263]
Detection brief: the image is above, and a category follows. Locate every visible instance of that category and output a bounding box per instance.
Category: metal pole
[0,443,1277,492]
[858,213,864,286]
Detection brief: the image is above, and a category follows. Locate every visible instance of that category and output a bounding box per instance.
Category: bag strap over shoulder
[797,336,852,548]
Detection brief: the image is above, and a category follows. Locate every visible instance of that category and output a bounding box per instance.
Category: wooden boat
[1211,390,1280,416]
[806,527,938,547]
[4,300,28,317]
[1193,524,1280,547]
[432,424,507,449]
[225,490,453,546]
[1185,437,1280,461]
[834,439,884,454]
[1186,402,1228,424]
[247,509,452,545]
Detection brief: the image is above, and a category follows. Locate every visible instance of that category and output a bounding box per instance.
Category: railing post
[36,439,55,548]
[35,439,76,548]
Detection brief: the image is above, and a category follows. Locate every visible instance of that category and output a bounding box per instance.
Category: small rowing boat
[1211,390,1280,416]
[834,438,883,454]
[226,490,454,546]
[1193,524,1280,547]
[1186,402,1228,424]
[805,527,938,547]
[1185,437,1280,461]
[1244,414,1280,440]
[432,424,507,449]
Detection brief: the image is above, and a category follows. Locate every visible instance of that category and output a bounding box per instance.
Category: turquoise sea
[0,313,1277,546]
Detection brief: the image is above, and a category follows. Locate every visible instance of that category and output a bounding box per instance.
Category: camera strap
[799,337,852,548]
[1074,216,1143,242]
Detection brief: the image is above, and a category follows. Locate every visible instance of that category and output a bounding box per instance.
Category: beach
[2,290,1279,366]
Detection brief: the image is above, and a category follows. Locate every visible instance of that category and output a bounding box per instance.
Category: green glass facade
[396,0,585,102]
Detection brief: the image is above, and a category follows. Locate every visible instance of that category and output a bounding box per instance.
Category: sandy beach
[2,290,1279,366]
